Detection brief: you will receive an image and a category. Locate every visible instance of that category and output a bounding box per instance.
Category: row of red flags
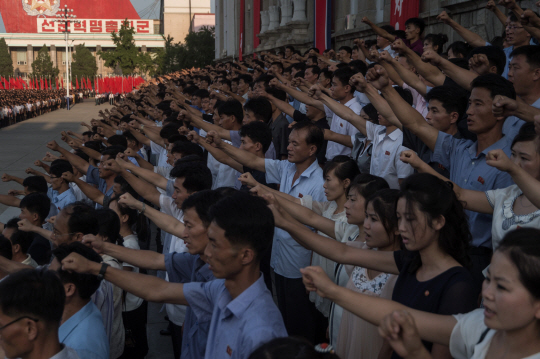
[0,76,146,93]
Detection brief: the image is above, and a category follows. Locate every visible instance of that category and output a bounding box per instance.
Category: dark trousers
[169,320,183,359]
[274,272,328,344]
[119,301,149,359]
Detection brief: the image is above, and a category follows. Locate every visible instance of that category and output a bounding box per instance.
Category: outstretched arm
[182,110,232,141]
[324,129,354,148]
[380,53,427,97]
[271,79,325,112]
[189,132,243,172]
[116,157,168,190]
[361,16,396,42]
[206,131,266,172]
[392,40,446,87]
[421,50,478,91]
[46,140,90,174]
[437,11,486,48]
[61,172,105,205]
[301,266,457,347]
[61,252,187,305]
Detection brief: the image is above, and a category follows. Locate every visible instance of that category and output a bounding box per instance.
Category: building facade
[215,0,537,61]
[163,0,215,43]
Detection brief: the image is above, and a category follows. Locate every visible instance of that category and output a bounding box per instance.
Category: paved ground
[0,100,174,359]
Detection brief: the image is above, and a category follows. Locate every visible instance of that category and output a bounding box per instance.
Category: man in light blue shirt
[50,242,109,359]
[61,192,287,359]
[48,162,77,212]
[204,121,325,343]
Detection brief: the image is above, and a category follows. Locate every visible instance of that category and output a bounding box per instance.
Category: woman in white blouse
[302,228,540,359]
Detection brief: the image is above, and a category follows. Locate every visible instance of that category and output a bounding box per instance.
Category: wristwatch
[98,262,109,280]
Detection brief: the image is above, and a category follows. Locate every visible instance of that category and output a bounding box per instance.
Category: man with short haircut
[0,268,79,359]
[82,190,221,359]
[9,230,38,268]
[205,122,325,343]
[237,74,253,99]
[48,162,77,213]
[61,192,287,359]
[50,242,109,359]
[336,46,352,62]
[19,192,51,265]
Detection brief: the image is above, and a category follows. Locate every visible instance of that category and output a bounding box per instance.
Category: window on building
[16,51,27,65]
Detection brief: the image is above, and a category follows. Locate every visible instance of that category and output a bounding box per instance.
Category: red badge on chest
[298,193,303,198]
[385,151,391,156]
[477,176,485,185]
[227,346,233,356]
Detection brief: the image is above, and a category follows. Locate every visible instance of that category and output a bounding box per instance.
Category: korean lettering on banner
[390,0,419,30]
[136,20,150,33]
[57,21,67,33]
[41,19,56,33]
[73,20,87,33]
[89,20,103,33]
[105,20,119,33]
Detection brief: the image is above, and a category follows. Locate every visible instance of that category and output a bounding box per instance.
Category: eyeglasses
[0,316,39,332]
[506,25,524,30]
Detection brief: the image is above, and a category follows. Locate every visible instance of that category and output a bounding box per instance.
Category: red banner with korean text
[390,0,419,31]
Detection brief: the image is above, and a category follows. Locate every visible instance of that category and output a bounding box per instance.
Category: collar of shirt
[466,134,511,159]
[52,188,73,203]
[286,158,320,181]
[342,97,359,108]
[377,126,401,142]
[50,345,80,359]
[59,301,94,342]
[219,274,266,318]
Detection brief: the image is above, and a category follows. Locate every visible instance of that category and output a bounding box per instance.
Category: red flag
[76,77,79,90]
[0,78,4,90]
[391,0,419,31]
[40,77,44,90]
[56,77,59,90]
[314,0,332,52]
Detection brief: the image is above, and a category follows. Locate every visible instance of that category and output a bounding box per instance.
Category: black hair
[291,62,306,71]
[266,87,287,102]
[49,162,74,183]
[169,161,213,193]
[82,131,94,138]
[171,141,204,158]
[320,68,334,81]
[449,57,469,70]
[323,155,361,184]
[496,228,540,299]
[181,190,224,227]
[467,46,507,75]
[62,202,99,236]
[167,134,188,144]
[510,45,540,69]
[239,121,273,153]
[348,173,390,197]
[199,76,211,85]
[244,97,273,123]
[183,86,199,96]
[380,24,396,35]
[470,73,516,100]
[332,67,356,93]
[193,89,210,99]
[271,62,284,71]
[291,121,324,155]
[95,209,123,245]
[294,70,305,79]
[348,60,368,76]
[159,123,182,140]
[84,140,105,153]
[405,17,426,34]
[20,193,50,223]
[122,130,139,146]
[0,235,12,260]
[425,86,469,119]
[447,41,473,58]
[249,337,340,359]
[22,176,48,194]
[74,149,90,163]
[10,230,34,255]
[208,192,274,261]
[107,135,128,148]
[5,217,19,231]
[307,55,318,64]
[338,46,353,55]
[398,173,471,272]
[101,145,125,160]
[424,33,449,54]
[305,65,321,77]
[238,74,253,85]
[362,103,379,124]
[392,86,414,106]
[0,268,65,324]
[365,189,401,244]
[52,242,103,300]
[217,100,244,124]
[511,122,539,152]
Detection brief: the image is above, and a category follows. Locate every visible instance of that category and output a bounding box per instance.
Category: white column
[291,0,307,22]
[260,10,270,32]
[280,0,293,26]
[268,5,280,30]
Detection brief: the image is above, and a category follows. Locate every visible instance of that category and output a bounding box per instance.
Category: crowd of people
[0,89,71,128]
[1,1,540,358]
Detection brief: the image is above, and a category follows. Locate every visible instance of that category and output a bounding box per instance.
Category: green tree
[71,43,97,80]
[31,44,59,78]
[99,19,141,75]
[0,38,13,78]
[157,26,215,73]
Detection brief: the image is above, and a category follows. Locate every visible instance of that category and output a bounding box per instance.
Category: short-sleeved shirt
[293,110,330,165]
[431,131,514,248]
[366,122,414,189]
[150,140,169,168]
[86,165,114,209]
[183,275,287,359]
[265,159,326,278]
[325,97,362,160]
[59,301,110,359]
[485,184,540,250]
[230,130,277,160]
[402,127,462,178]
[48,187,77,212]
[392,251,478,359]
[165,253,215,359]
[122,234,144,312]
[270,113,291,159]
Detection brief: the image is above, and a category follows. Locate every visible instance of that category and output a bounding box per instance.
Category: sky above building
[0,0,164,32]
